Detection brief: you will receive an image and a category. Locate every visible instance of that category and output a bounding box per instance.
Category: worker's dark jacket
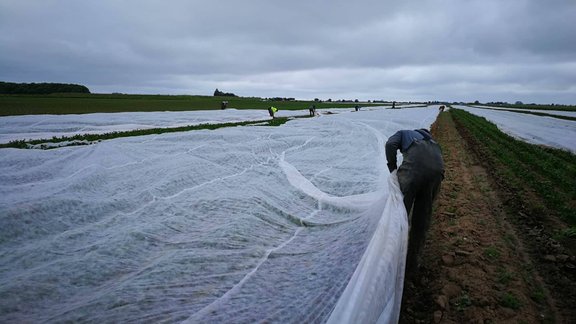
[385,129,444,208]
[385,129,444,183]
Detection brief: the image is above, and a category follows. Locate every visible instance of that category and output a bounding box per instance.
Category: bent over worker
[385,128,444,274]
[268,106,278,118]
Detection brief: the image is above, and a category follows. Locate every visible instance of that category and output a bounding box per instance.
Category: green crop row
[450,108,576,226]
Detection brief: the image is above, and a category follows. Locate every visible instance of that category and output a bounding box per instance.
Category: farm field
[0,93,389,116]
[0,109,309,145]
[2,0,574,321]
[453,105,576,153]
[401,109,576,323]
[469,105,576,119]
[473,103,576,112]
[1,104,574,322]
[450,108,575,225]
[0,106,441,322]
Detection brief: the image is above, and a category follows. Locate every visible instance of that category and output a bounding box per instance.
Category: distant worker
[354,105,360,112]
[439,105,445,112]
[268,106,278,118]
[385,128,444,275]
[392,101,396,109]
[309,105,316,117]
[221,101,228,110]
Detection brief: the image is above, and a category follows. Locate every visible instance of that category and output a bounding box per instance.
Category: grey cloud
[0,0,575,103]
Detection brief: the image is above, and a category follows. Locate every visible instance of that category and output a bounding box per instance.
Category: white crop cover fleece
[0,105,486,322]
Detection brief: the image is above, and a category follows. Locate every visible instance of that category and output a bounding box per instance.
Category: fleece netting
[0,107,440,323]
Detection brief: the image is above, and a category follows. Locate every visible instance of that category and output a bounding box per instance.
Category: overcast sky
[1,0,575,104]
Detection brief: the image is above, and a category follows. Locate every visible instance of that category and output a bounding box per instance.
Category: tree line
[0,81,90,94]
[213,88,237,97]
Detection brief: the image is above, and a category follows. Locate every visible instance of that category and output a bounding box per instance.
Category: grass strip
[0,93,386,116]
[0,116,299,149]
[450,108,576,226]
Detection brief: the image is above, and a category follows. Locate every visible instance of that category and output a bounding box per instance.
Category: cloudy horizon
[1,0,575,104]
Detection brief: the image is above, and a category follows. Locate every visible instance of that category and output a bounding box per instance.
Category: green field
[0,93,386,116]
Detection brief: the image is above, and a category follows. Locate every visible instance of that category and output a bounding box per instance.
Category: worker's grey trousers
[397,139,444,274]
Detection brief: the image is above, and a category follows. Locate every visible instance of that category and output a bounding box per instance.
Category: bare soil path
[400,111,559,323]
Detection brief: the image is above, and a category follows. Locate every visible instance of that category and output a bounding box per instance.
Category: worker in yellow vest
[268,106,278,118]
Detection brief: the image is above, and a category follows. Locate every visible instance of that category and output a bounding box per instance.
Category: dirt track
[399,111,561,323]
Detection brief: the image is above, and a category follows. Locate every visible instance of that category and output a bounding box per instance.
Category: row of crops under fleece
[1,106,442,322]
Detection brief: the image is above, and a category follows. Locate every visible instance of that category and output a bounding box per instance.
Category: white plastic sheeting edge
[327,171,408,324]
